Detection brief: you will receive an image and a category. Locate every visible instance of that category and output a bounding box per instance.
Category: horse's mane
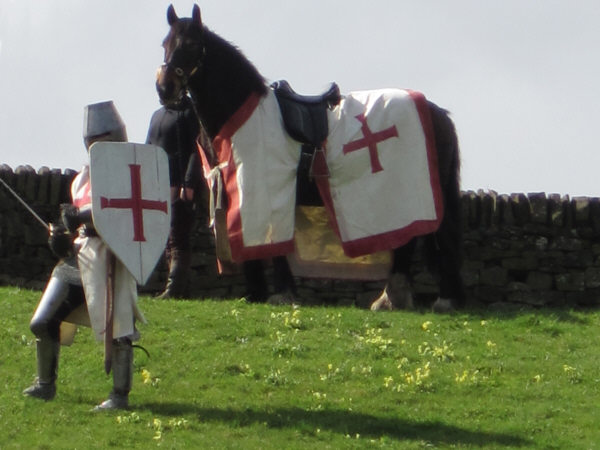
[189,27,268,137]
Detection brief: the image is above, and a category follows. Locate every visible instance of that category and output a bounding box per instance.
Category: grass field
[2,285,600,449]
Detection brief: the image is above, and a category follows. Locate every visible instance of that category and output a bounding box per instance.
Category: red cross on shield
[89,142,171,285]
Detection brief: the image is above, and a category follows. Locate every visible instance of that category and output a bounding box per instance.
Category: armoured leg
[24,277,83,400]
[94,338,133,411]
[22,339,60,400]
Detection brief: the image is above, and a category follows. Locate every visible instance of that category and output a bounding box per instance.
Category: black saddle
[271,80,341,148]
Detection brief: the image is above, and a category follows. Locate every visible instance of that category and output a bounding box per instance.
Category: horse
[156,4,465,312]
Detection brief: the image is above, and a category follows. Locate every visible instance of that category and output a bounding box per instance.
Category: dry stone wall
[460,191,600,308]
[2,164,600,309]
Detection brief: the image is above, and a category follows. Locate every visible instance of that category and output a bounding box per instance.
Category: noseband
[162,39,206,97]
[164,59,199,86]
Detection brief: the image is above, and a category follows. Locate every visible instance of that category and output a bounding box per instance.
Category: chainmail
[50,256,82,286]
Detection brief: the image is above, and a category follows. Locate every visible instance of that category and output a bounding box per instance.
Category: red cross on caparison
[342,113,399,173]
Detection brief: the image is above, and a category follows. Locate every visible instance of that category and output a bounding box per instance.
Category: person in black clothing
[146,96,201,298]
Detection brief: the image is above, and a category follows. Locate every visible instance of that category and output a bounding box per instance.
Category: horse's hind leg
[243,257,297,304]
[265,256,298,305]
[370,239,416,310]
[272,255,296,293]
[427,101,465,313]
[429,220,466,313]
[429,167,465,313]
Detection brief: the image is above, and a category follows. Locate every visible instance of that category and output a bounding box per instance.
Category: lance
[0,176,49,231]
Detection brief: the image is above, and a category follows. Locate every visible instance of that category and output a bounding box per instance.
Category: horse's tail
[425,102,465,306]
[431,102,462,235]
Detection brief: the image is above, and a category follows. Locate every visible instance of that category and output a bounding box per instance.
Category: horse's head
[156,4,205,106]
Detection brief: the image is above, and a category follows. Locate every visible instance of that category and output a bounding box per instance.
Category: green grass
[2,286,600,449]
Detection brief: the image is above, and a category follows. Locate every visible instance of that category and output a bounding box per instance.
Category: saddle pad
[287,205,392,280]
[206,88,442,263]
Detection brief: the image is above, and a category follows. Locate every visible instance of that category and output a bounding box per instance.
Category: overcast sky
[1,1,599,196]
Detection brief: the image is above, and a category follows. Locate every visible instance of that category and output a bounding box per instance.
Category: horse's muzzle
[155,65,183,106]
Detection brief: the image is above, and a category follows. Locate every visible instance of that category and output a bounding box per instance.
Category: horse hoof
[267,291,296,306]
[371,274,414,311]
[432,298,454,313]
[370,292,393,311]
[396,291,414,310]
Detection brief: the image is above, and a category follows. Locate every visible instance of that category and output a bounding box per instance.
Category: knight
[23,101,144,410]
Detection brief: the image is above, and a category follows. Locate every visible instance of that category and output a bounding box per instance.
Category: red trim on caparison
[212,92,296,262]
[406,89,444,224]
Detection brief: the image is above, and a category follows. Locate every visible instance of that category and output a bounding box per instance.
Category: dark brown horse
[156,5,465,312]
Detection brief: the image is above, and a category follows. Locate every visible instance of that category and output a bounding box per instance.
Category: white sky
[1,1,599,196]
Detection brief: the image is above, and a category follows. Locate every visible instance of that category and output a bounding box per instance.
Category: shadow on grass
[412,302,593,325]
[467,306,592,324]
[138,402,527,447]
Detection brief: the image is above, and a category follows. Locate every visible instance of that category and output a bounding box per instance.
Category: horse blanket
[202,87,443,264]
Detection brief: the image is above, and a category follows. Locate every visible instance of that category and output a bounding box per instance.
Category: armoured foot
[432,298,454,313]
[95,338,134,411]
[23,379,56,401]
[92,394,129,411]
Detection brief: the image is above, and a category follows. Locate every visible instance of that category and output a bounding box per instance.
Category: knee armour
[30,277,85,341]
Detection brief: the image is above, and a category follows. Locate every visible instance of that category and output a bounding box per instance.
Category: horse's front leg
[242,260,269,302]
[370,240,416,311]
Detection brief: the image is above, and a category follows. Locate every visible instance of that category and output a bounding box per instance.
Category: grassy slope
[1,286,599,449]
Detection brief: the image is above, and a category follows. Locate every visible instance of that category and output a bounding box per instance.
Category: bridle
[160,36,218,164]
[161,52,204,90]
[160,30,206,100]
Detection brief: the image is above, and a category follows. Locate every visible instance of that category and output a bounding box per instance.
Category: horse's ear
[167,4,178,26]
[192,4,202,26]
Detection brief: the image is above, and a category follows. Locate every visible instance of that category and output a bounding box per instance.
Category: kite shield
[89,142,171,285]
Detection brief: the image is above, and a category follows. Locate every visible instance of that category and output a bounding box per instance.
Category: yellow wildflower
[384,376,394,388]
[141,368,152,384]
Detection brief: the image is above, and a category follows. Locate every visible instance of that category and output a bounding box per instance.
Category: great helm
[83,101,127,149]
